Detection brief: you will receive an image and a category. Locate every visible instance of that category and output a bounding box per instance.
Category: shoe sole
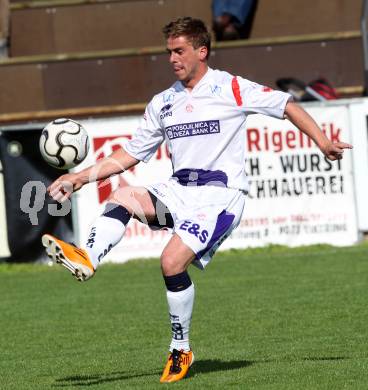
[42,234,92,282]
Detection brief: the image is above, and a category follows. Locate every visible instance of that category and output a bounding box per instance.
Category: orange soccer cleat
[42,234,95,281]
[160,349,194,383]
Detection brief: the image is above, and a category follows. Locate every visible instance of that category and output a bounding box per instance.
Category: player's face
[166,36,207,86]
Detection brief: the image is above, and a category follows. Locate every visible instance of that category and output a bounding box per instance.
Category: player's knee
[107,189,134,214]
[161,254,183,276]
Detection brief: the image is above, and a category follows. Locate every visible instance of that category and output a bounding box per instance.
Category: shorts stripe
[196,210,235,259]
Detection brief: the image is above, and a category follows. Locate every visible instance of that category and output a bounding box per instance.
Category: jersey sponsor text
[166,120,220,140]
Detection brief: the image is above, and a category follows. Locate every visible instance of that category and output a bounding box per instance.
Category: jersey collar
[173,67,214,93]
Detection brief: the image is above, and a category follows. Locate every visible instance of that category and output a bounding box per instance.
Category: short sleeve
[234,77,292,119]
[123,101,165,163]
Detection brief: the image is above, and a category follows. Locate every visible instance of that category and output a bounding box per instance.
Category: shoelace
[169,349,183,374]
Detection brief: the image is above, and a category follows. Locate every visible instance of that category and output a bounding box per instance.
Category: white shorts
[145,179,246,269]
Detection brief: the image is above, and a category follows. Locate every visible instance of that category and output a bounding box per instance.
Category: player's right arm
[48,148,139,202]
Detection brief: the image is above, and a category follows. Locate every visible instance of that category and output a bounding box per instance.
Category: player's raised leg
[42,186,156,281]
[160,234,196,383]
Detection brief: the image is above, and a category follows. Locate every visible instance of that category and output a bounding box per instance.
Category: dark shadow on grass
[189,356,349,375]
[54,359,253,386]
[302,356,348,362]
[188,355,350,378]
[54,370,162,387]
[188,359,253,377]
[54,356,347,386]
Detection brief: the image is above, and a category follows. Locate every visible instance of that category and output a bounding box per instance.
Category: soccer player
[42,17,352,383]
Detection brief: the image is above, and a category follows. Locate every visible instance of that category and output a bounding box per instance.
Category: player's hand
[48,173,84,202]
[321,141,353,161]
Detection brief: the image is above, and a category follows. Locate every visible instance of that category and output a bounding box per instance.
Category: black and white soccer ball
[39,118,90,169]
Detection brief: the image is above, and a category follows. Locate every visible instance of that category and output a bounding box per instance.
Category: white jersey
[124,67,291,191]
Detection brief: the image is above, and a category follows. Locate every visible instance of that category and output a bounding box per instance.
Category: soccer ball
[39,118,90,169]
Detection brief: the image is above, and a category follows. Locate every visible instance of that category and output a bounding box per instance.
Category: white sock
[166,283,195,352]
[84,216,126,269]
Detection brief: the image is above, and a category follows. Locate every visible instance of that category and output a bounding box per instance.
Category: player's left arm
[284,101,353,160]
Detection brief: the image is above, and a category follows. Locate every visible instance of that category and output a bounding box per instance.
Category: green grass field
[1,243,368,389]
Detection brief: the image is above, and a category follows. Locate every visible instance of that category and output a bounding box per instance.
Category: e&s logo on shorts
[179,220,209,243]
